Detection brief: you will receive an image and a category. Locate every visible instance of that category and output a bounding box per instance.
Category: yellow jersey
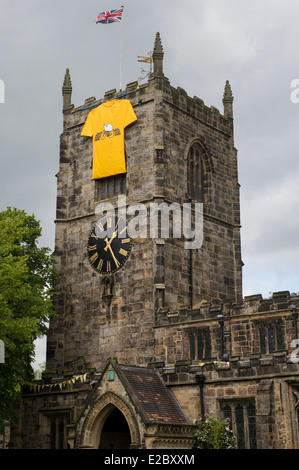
[81,99,137,179]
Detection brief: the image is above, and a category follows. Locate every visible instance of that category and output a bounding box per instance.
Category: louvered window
[188,144,204,202]
[95,174,126,201]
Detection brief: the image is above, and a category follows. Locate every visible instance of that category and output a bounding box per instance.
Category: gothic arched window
[187,137,215,204]
[188,143,204,202]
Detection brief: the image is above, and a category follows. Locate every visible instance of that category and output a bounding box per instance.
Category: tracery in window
[189,329,211,361]
[222,400,257,449]
[187,144,204,202]
[49,414,70,449]
[258,320,284,354]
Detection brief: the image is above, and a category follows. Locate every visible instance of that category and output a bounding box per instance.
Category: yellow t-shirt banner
[81,99,137,179]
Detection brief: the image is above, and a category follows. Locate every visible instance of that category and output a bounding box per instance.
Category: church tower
[12,34,299,451]
[46,32,242,374]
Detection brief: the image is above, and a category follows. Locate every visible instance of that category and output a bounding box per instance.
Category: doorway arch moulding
[79,391,142,449]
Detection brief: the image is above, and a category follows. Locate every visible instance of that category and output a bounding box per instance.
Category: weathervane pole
[120,5,124,91]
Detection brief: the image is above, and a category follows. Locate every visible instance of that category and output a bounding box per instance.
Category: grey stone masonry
[47,33,242,375]
[11,33,299,451]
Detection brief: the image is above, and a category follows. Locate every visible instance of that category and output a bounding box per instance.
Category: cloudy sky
[1,0,299,367]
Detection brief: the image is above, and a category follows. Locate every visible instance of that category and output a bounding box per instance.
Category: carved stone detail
[80,392,141,448]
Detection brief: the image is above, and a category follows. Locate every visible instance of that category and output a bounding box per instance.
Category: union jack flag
[94,7,124,24]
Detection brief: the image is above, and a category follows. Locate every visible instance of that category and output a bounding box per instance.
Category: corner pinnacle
[222,80,234,117]
[152,32,164,77]
[62,68,72,111]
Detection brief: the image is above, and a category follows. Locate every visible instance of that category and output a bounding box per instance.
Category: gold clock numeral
[96,222,104,232]
[107,217,112,229]
[106,261,111,272]
[90,233,98,239]
[88,244,97,251]
[89,252,99,265]
[121,238,130,244]
[119,248,128,257]
[97,259,104,271]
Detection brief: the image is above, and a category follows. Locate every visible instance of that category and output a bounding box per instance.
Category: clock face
[87,215,132,274]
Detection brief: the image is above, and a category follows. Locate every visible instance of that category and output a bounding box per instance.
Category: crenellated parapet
[156,290,299,326]
[242,290,299,313]
[150,347,299,387]
[62,73,234,137]
[61,33,234,139]
[153,291,299,370]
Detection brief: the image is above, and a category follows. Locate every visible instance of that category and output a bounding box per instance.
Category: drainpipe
[290,305,298,339]
[217,314,229,362]
[189,245,193,310]
[217,314,224,360]
[195,372,205,417]
[187,195,193,309]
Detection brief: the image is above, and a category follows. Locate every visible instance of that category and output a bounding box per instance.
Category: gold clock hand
[90,232,99,239]
[104,229,118,251]
[107,244,120,268]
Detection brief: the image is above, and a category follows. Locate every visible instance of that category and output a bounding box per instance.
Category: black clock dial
[87,215,132,274]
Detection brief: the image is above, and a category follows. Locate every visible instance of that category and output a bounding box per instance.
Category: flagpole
[120,6,124,91]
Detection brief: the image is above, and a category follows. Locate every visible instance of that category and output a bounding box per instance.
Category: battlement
[62,33,234,139]
[153,290,299,371]
[62,74,233,138]
[243,290,299,312]
[150,349,299,387]
[156,290,299,326]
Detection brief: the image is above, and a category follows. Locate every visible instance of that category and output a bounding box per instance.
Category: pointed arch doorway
[80,392,141,449]
[99,407,131,449]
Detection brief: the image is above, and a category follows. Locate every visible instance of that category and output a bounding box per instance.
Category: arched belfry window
[187,139,213,203]
[188,144,204,202]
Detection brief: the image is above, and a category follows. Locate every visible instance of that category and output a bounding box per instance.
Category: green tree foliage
[34,361,46,380]
[194,415,235,449]
[0,207,57,432]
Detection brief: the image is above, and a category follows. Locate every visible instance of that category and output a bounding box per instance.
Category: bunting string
[26,373,88,393]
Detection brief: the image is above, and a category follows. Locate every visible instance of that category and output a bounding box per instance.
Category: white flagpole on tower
[120,5,124,91]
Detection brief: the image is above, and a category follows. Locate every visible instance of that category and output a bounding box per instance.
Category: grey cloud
[0,0,298,316]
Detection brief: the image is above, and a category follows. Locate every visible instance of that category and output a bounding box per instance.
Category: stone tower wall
[11,35,299,452]
[46,36,242,374]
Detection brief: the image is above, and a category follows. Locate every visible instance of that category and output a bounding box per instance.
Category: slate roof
[117,364,188,424]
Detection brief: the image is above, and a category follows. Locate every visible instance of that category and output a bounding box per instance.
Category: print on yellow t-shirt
[81,99,137,179]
